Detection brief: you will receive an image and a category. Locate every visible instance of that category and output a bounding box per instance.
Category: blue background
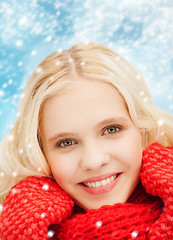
[0,0,172,140]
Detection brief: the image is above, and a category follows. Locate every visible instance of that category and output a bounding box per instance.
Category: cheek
[109,131,142,167]
[126,135,143,171]
[48,153,78,184]
[126,136,143,168]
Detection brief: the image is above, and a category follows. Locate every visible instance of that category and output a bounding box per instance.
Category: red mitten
[0,176,74,240]
[140,142,173,240]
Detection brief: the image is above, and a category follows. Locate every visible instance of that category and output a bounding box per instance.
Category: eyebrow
[48,117,130,143]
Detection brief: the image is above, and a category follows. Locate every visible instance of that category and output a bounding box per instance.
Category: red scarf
[0,143,173,239]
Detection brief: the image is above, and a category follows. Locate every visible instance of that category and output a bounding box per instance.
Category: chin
[76,197,128,211]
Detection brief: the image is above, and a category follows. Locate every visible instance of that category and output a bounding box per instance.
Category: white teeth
[110,176,114,182]
[91,182,95,188]
[106,177,111,184]
[95,182,101,187]
[100,179,107,186]
[83,174,118,188]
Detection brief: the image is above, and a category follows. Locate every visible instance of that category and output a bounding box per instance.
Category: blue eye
[56,125,121,148]
[57,139,75,148]
[104,125,121,135]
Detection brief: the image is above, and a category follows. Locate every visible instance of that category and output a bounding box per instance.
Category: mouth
[80,173,121,188]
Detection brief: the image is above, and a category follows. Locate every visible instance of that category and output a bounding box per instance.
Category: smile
[79,172,121,195]
[82,174,119,188]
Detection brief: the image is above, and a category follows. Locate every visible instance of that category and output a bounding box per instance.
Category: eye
[56,139,76,148]
[103,125,121,135]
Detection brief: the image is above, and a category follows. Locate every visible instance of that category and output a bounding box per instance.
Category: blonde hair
[0,42,173,203]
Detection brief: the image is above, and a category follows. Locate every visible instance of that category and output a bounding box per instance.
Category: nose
[80,142,110,171]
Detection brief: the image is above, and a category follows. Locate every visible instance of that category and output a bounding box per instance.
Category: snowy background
[0,0,173,141]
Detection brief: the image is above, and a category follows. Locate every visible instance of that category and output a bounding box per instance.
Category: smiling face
[40,78,143,210]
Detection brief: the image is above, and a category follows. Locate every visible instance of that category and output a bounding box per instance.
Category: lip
[80,172,119,183]
[79,172,122,195]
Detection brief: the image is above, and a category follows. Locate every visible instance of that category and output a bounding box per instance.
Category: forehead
[44,78,125,110]
[41,78,128,128]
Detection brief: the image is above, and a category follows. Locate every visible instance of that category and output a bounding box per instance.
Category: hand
[140,142,173,200]
[140,142,173,239]
[0,176,74,240]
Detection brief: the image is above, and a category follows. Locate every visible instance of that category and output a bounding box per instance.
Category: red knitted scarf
[0,143,173,239]
[51,184,163,239]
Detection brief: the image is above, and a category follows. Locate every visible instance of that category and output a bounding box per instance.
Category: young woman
[0,42,173,239]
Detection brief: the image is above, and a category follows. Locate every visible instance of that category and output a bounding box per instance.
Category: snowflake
[136,74,141,79]
[12,188,17,194]
[116,56,120,61]
[37,167,42,172]
[42,184,49,190]
[16,112,20,118]
[140,91,144,96]
[18,16,28,26]
[143,97,148,103]
[12,171,17,177]
[131,231,138,238]
[47,230,54,238]
[22,199,28,204]
[157,119,164,126]
[15,40,23,47]
[0,90,4,97]
[167,95,172,100]
[27,143,32,148]
[56,61,60,66]
[18,61,23,66]
[41,213,46,218]
[45,36,52,42]
[96,220,102,228]
[19,148,23,154]
[36,67,42,73]
[160,131,164,136]
[69,57,73,63]
[169,105,173,110]
[21,93,25,99]
[2,83,7,88]
[8,134,14,142]
[31,50,37,56]
[0,172,4,177]
[0,204,3,212]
